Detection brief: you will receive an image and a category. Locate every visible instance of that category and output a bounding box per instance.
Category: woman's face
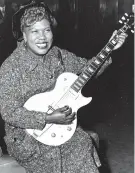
[23,19,53,56]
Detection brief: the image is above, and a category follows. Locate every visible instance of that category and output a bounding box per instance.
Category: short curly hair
[20,5,57,32]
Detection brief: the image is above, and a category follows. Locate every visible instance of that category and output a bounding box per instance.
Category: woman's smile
[23,19,53,55]
[36,42,48,49]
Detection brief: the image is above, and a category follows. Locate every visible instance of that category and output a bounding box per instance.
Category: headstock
[119,12,134,34]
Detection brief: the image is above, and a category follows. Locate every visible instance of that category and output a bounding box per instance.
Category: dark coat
[0,41,111,172]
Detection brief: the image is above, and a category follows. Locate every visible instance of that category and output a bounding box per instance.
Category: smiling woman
[0,1,127,173]
[0,2,102,172]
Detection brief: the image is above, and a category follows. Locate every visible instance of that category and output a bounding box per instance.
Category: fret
[79,75,87,83]
[73,87,79,92]
[96,56,104,63]
[101,50,108,56]
[78,77,86,84]
[81,73,89,80]
[91,62,98,68]
[91,60,98,70]
[71,84,80,92]
[75,80,83,87]
[98,53,105,59]
[94,59,101,65]
[74,83,81,90]
[83,71,90,78]
[105,46,111,52]
[88,66,94,73]
[107,42,115,49]
[111,39,117,45]
[84,69,92,77]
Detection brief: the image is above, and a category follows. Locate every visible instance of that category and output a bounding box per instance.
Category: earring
[24,41,27,47]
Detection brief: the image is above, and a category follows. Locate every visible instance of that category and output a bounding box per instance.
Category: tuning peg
[122,16,126,20]
[119,20,123,24]
[124,13,128,17]
[131,29,134,33]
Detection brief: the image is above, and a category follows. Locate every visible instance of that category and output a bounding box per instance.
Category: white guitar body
[24,72,92,146]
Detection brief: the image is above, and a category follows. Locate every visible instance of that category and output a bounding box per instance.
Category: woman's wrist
[45,113,51,124]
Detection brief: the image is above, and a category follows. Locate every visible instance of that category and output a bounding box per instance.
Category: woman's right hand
[45,106,76,125]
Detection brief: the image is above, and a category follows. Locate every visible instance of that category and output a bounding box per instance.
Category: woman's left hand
[110,30,128,50]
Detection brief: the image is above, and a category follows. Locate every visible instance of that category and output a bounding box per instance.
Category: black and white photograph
[0,0,134,173]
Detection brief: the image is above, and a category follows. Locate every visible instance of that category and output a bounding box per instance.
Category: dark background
[0,0,134,161]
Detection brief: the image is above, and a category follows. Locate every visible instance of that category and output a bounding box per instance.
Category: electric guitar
[24,13,134,146]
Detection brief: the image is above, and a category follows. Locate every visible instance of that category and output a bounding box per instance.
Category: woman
[0,1,127,173]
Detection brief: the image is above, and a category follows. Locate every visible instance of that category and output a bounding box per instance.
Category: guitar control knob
[51,133,56,137]
[67,126,72,131]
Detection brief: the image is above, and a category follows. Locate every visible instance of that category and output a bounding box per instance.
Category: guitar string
[36,88,76,135]
[35,18,132,136]
[33,32,121,136]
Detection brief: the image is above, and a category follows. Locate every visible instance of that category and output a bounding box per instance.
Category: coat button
[48,74,53,79]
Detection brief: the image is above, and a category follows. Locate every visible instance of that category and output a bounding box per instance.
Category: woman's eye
[45,28,51,32]
[32,30,37,33]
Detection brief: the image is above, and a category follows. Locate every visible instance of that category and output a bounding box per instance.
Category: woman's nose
[39,31,46,39]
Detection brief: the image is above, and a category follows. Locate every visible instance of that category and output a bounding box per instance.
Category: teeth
[36,43,47,48]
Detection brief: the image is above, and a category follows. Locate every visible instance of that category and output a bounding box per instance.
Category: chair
[0,155,26,173]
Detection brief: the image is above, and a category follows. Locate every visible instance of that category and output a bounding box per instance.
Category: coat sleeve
[0,59,46,130]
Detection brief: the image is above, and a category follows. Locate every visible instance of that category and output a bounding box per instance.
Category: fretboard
[71,24,129,93]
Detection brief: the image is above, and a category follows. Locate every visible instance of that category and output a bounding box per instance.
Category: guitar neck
[71,24,129,93]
